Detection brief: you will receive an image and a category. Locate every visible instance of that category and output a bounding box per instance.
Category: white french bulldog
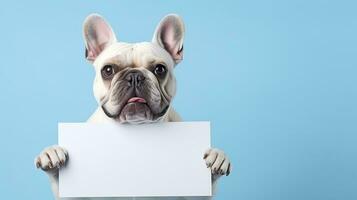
[34,13,232,200]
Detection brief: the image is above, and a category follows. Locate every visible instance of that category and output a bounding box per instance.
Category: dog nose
[125,71,145,87]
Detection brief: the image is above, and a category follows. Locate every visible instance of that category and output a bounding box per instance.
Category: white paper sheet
[58,122,211,198]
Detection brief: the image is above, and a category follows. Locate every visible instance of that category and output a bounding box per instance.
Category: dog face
[83,14,184,123]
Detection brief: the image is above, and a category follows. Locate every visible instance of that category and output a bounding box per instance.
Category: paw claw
[35,145,69,172]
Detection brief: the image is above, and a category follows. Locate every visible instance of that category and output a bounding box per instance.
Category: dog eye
[101,65,115,79]
[153,64,167,77]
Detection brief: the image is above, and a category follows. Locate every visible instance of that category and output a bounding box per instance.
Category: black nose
[125,71,145,87]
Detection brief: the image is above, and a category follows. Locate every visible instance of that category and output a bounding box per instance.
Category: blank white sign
[58,122,211,198]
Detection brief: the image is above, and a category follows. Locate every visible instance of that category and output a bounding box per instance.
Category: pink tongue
[127,97,147,103]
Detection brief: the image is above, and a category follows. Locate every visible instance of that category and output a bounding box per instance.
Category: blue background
[0,0,356,199]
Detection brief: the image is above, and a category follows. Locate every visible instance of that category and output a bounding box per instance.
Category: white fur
[34,13,231,200]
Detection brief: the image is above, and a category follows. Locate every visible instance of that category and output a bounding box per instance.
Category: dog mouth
[121,96,170,123]
[102,95,169,123]
[127,97,147,104]
[117,96,155,123]
[121,96,149,113]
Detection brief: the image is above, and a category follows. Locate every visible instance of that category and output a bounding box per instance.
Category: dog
[34,13,232,200]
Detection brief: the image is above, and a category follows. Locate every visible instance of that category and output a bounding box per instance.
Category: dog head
[83,13,184,123]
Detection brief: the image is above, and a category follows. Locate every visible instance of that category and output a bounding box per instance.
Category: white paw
[34,145,68,171]
[204,148,231,176]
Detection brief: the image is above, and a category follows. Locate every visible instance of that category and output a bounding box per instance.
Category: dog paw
[34,145,68,172]
[204,148,231,176]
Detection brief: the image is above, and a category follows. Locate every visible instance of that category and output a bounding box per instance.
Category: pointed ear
[152,14,185,64]
[83,14,117,62]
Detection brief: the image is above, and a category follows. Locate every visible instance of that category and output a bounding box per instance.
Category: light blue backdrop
[0,0,356,199]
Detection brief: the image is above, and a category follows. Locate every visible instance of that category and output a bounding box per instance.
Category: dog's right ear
[83,14,117,62]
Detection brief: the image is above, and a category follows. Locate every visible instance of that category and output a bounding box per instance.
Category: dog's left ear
[152,14,185,64]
